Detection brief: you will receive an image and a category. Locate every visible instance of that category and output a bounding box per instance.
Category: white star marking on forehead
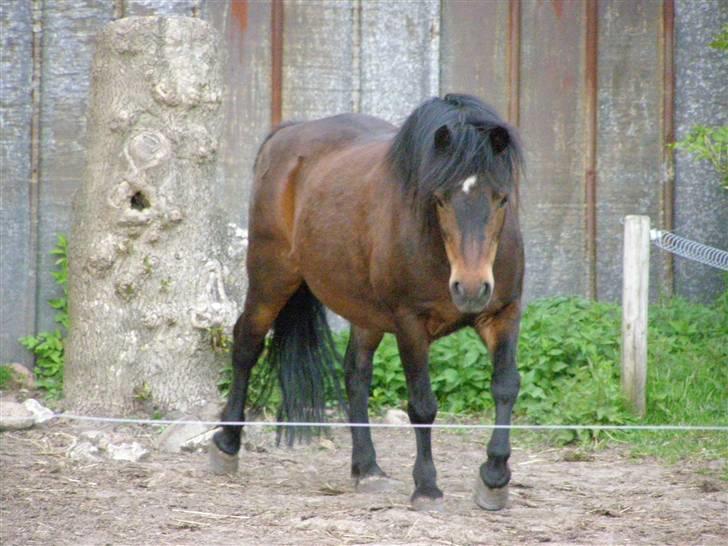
[461,175,477,194]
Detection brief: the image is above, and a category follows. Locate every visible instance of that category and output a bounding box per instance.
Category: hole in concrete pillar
[130,191,150,211]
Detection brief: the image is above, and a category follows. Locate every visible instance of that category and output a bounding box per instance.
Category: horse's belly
[303,268,393,331]
[296,247,394,332]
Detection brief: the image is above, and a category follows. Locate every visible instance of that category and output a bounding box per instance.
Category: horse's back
[260,113,395,167]
[248,113,394,247]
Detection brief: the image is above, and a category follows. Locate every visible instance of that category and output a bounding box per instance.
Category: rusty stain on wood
[28,0,43,346]
[231,0,247,32]
[270,0,283,126]
[507,0,520,127]
[661,0,675,295]
[585,0,598,299]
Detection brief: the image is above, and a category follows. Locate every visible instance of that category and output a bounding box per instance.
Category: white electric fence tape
[4,413,725,431]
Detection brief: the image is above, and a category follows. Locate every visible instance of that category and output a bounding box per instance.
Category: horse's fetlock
[213,428,242,456]
[480,460,511,489]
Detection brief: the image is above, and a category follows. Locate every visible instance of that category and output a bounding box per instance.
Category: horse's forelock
[387,95,522,229]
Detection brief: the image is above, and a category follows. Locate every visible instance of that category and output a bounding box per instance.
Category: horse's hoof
[411,495,445,512]
[473,476,508,511]
[208,439,239,475]
[355,475,401,494]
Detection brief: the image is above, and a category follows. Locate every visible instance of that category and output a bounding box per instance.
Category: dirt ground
[1,418,726,546]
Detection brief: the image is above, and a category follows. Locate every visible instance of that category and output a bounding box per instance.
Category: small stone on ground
[0,401,35,431]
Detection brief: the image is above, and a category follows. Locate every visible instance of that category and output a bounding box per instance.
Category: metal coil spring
[650,230,728,271]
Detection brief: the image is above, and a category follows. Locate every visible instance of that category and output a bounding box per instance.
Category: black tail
[268,284,343,445]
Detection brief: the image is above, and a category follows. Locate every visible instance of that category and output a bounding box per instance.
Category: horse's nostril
[479,283,491,299]
[452,281,464,297]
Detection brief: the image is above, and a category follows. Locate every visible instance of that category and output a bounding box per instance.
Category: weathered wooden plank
[440,0,509,117]
[202,0,272,227]
[0,1,34,365]
[673,0,728,302]
[596,0,665,302]
[519,0,588,300]
[36,1,115,332]
[123,0,199,17]
[360,0,440,123]
[282,0,355,120]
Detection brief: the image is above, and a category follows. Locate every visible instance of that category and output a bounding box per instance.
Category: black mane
[387,94,523,225]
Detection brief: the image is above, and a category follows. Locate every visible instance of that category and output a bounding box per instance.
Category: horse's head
[389,94,522,314]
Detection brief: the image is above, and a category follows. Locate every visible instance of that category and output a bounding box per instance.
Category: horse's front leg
[474,301,521,510]
[395,313,443,511]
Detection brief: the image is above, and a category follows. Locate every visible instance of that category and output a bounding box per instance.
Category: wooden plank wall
[2,0,725,366]
[673,0,728,302]
[202,0,272,227]
[0,1,34,365]
[519,0,589,300]
[596,0,667,302]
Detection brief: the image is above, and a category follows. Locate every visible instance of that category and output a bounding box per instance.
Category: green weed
[0,367,13,389]
[19,234,68,399]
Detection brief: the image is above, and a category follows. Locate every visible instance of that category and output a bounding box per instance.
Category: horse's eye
[498,195,509,208]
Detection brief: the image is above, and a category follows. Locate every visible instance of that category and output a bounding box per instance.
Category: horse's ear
[489,126,510,155]
[434,124,452,151]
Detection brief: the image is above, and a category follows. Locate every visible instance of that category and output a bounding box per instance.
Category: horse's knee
[492,369,520,405]
[407,396,438,424]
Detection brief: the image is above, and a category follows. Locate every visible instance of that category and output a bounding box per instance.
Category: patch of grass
[615,293,728,467]
[0,366,13,389]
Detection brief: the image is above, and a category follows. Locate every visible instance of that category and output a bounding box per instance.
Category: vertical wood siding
[2,0,726,366]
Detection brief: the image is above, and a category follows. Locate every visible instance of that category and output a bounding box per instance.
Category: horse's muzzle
[450,281,492,313]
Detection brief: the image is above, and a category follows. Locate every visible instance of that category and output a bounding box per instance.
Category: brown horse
[210,94,524,512]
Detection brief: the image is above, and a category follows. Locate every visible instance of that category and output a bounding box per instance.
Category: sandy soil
[1,419,726,545]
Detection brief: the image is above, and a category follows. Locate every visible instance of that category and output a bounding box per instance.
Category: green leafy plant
[709,23,728,50]
[0,367,13,390]
[19,234,68,399]
[208,326,232,354]
[673,125,727,189]
[673,25,728,190]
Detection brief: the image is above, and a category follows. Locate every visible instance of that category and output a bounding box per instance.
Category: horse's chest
[423,306,470,340]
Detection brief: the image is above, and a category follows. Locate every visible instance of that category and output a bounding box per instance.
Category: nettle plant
[20,234,68,398]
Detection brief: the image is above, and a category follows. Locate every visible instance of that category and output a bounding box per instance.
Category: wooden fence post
[621,215,650,417]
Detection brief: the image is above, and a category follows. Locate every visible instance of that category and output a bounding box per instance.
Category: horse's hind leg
[473,301,521,510]
[209,267,301,474]
[345,327,399,492]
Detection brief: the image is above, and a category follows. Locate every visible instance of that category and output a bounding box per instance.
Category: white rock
[180,428,216,453]
[0,401,35,430]
[383,408,410,426]
[68,440,101,462]
[23,398,55,424]
[107,441,149,462]
[156,420,213,453]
